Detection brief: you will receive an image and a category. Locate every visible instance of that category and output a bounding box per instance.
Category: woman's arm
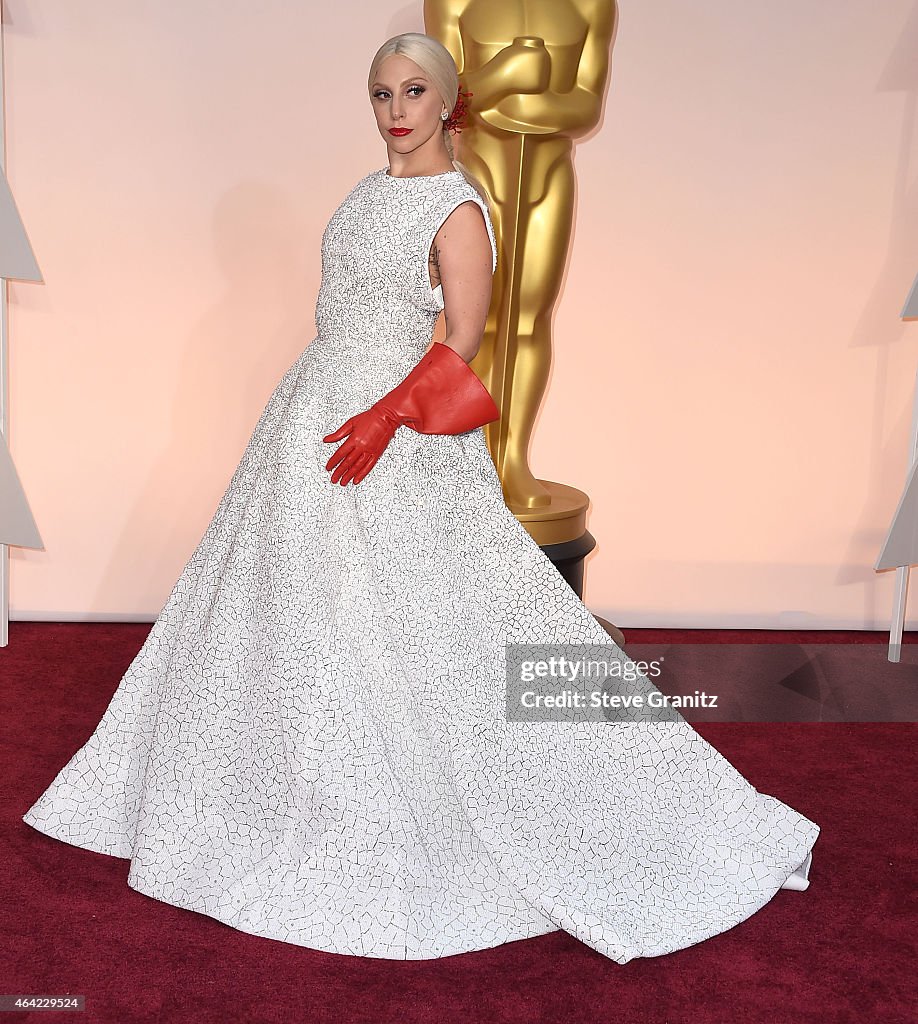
[431,201,494,363]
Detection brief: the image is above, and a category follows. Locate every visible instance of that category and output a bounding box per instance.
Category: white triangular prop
[902,271,918,320]
[0,433,43,549]
[0,165,41,282]
[876,457,918,569]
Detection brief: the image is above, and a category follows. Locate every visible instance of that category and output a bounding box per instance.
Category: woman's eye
[373,86,424,100]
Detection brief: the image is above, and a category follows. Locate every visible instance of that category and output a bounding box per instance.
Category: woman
[22,33,818,962]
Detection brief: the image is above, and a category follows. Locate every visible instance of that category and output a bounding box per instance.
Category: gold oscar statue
[425,0,617,550]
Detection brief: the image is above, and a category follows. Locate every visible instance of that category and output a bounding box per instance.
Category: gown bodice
[314,167,498,365]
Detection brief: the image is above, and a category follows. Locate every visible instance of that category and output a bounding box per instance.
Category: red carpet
[2,624,914,1023]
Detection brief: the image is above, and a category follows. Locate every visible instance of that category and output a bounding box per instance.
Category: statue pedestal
[505,480,626,645]
[507,479,590,547]
[507,480,593,596]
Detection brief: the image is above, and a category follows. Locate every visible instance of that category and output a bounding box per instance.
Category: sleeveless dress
[21,166,819,962]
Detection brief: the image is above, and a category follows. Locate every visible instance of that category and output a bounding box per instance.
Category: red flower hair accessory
[443,86,472,135]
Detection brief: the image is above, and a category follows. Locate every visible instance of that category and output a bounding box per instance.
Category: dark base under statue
[540,530,626,647]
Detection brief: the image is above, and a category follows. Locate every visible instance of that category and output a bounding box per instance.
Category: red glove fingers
[322,407,399,485]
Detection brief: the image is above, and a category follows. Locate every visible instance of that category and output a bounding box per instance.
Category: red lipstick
[388,127,412,136]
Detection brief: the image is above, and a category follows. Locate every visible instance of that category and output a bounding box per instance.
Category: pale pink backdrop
[6,1,918,628]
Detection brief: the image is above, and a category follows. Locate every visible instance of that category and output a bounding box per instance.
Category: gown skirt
[22,166,819,962]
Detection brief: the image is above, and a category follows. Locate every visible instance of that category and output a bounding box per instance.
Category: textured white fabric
[22,166,819,962]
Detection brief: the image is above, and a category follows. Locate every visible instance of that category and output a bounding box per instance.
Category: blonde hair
[367,33,490,206]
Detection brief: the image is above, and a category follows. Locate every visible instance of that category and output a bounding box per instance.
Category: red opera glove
[322,342,499,486]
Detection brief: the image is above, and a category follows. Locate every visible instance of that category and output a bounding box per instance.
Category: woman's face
[370,54,446,159]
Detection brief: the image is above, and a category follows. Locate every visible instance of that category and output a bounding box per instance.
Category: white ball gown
[22,166,818,962]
